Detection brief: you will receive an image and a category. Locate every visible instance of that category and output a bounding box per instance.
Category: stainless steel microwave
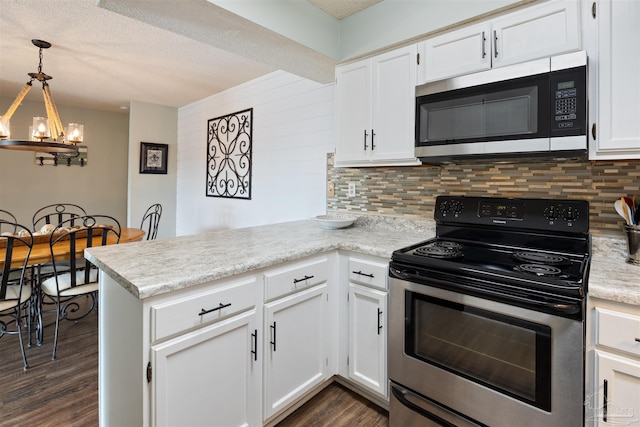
[415,51,587,162]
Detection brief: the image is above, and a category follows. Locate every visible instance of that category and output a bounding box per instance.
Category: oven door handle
[390,267,581,315]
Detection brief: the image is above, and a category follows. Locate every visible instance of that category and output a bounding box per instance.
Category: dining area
[0,202,161,424]
[0,202,161,371]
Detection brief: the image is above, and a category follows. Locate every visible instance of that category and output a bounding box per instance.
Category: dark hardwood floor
[0,298,388,427]
[276,383,389,427]
[0,297,98,426]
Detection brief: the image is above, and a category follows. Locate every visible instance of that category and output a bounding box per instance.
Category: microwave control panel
[550,66,586,136]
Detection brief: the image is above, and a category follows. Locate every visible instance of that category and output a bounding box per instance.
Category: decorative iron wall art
[206,108,253,199]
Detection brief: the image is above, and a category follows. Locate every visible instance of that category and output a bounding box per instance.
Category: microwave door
[417,73,550,146]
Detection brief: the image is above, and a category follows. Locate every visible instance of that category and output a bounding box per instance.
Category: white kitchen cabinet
[335,45,421,167]
[263,284,329,421]
[417,0,581,84]
[587,300,640,427]
[98,272,262,427]
[151,310,260,427]
[418,22,491,84]
[491,0,581,68]
[348,283,387,398]
[343,255,389,401]
[586,0,640,159]
[592,352,640,427]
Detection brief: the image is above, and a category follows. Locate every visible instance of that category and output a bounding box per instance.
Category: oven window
[405,293,551,411]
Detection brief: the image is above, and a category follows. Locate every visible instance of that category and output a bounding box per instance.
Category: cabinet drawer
[264,257,328,301]
[595,307,640,357]
[151,277,257,342]
[348,257,387,291]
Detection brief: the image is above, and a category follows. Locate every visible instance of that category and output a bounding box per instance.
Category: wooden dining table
[1,228,145,269]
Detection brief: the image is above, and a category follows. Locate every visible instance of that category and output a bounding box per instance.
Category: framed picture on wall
[140,142,168,174]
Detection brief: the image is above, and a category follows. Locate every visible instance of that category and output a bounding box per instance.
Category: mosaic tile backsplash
[326,154,640,237]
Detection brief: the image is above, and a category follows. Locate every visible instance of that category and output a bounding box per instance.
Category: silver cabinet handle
[363,129,369,150]
[493,30,498,58]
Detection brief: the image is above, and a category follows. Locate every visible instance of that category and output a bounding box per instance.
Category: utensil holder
[623,224,640,265]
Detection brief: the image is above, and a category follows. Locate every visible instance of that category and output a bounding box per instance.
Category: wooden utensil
[615,198,631,225]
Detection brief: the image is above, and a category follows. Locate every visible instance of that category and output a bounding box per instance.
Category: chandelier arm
[1,83,33,125]
[43,84,64,141]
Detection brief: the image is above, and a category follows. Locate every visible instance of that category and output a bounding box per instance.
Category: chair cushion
[0,285,32,312]
[41,269,99,297]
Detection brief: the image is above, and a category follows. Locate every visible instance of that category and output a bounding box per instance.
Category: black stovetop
[390,196,591,302]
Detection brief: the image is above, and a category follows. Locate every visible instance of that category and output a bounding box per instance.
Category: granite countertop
[589,235,640,306]
[85,218,432,300]
[85,218,639,305]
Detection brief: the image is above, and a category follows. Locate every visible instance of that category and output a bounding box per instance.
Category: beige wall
[0,97,129,228]
[127,101,177,239]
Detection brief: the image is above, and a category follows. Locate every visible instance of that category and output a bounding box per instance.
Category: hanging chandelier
[0,39,82,155]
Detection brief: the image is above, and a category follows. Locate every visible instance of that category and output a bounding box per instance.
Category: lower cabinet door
[592,351,640,427]
[263,284,328,421]
[349,283,387,398]
[151,310,259,427]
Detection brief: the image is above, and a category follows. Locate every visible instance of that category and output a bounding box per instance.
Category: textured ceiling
[0,0,381,114]
[308,0,383,19]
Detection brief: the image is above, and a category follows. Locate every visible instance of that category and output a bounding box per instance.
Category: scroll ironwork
[206,108,253,199]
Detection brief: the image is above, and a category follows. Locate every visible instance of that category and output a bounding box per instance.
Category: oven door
[388,276,584,427]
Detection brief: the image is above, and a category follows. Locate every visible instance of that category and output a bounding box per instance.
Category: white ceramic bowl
[313,214,358,230]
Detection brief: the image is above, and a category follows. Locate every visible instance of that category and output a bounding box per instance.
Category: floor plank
[276,383,389,427]
[0,297,388,427]
[0,297,98,427]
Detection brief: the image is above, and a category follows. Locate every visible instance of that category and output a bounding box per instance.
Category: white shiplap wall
[176,71,335,236]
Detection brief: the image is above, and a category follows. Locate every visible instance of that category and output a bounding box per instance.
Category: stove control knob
[450,201,463,214]
[563,206,579,221]
[544,205,559,220]
[439,200,450,213]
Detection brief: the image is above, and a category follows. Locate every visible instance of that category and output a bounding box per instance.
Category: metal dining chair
[39,215,121,359]
[32,204,88,298]
[0,221,34,370]
[140,203,162,240]
[0,209,18,234]
[32,203,87,233]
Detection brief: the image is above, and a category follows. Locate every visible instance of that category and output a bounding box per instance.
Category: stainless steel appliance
[415,51,587,162]
[388,196,590,426]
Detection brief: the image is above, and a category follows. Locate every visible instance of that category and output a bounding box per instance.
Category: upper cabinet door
[588,0,640,159]
[492,0,581,68]
[335,59,372,163]
[417,0,581,85]
[418,22,491,84]
[335,45,421,167]
[370,45,419,163]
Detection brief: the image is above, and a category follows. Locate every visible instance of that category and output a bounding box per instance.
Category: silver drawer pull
[293,275,314,284]
[199,302,231,316]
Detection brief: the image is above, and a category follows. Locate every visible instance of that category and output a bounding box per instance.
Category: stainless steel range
[388,196,590,427]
